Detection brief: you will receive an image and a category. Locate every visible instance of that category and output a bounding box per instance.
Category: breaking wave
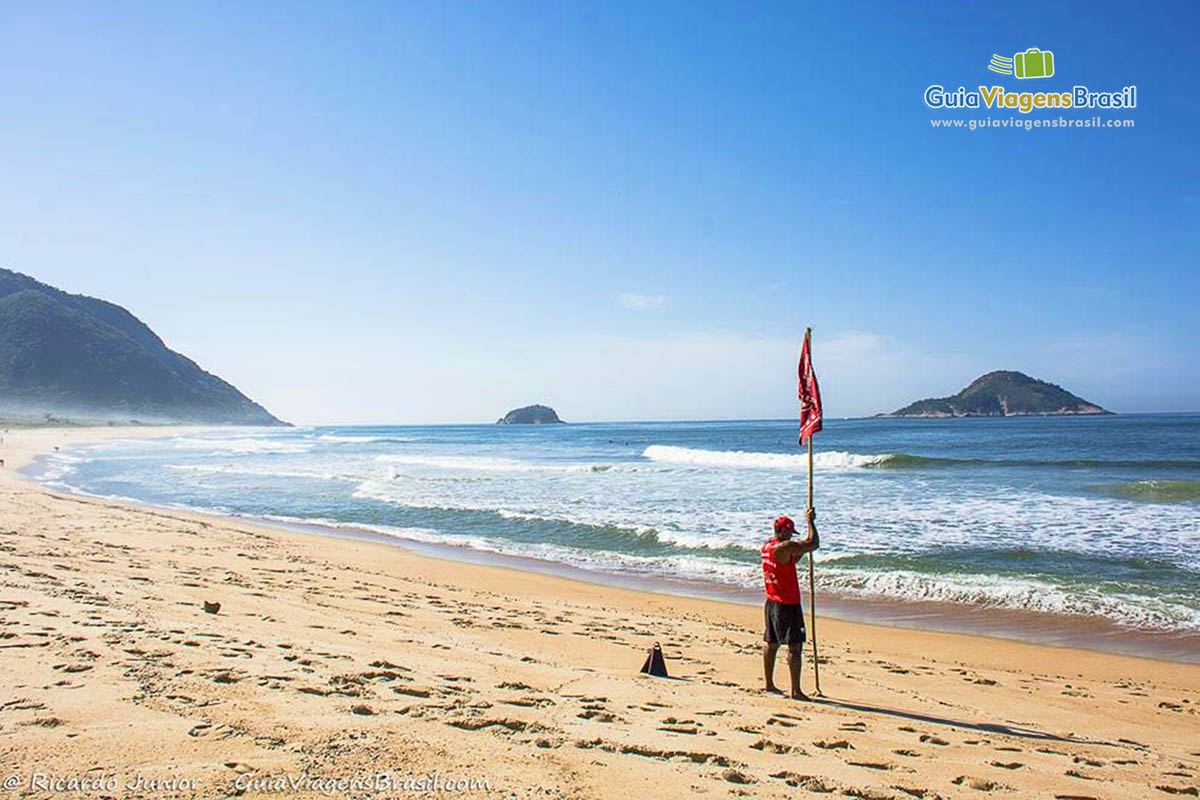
[642,445,889,470]
[1095,479,1200,504]
[819,567,1200,632]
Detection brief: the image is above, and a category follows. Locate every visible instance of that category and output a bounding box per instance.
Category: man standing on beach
[762,508,819,700]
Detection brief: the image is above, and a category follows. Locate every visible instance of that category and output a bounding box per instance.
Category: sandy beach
[2,427,1198,799]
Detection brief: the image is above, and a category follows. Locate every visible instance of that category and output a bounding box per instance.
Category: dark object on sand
[640,642,668,677]
[203,601,221,614]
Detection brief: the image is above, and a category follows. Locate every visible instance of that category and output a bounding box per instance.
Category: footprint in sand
[1,699,47,711]
[578,709,619,723]
[189,722,240,739]
[952,776,1009,792]
[447,718,549,735]
[813,739,853,750]
[720,769,755,785]
[20,717,64,728]
[769,771,837,792]
[52,663,93,673]
[502,696,554,708]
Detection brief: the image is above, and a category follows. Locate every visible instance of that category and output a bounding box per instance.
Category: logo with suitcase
[988,48,1055,79]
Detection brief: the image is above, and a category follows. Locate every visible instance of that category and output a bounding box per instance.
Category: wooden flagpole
[805,328,822,696]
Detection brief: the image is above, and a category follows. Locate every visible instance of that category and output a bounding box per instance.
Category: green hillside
[888,371,1110,417]
[0,268,282,425]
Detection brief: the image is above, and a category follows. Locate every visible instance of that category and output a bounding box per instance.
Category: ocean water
[36,415,1200,643]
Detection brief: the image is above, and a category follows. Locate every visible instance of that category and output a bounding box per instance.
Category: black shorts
[764,600,806,646]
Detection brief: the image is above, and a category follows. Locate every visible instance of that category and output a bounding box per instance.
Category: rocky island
[496,404,564,424]
[884,371,1110,417]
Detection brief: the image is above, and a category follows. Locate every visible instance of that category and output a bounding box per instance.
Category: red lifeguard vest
[761,539,801,605]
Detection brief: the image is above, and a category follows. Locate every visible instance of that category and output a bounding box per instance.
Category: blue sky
[2,1,1196,423]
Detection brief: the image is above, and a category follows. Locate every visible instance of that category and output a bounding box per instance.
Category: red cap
[774,515,795,533]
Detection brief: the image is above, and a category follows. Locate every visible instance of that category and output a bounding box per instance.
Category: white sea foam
[317,434,414,444]
[374,454,622,473]
[819,567,1200,632]
[166,464,360,482]
[353,462,1200,569]
[642,445,889,470]
[154,436,314,455]
[257,514,448,543]
[258,513,756,586]
[352,476,758,550]
[39,453,85,483]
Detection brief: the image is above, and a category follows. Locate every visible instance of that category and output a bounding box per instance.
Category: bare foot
[764,685,783,694]
[791,690,810,701]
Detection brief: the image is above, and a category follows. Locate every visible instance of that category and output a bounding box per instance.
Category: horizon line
[283,410,1200,428]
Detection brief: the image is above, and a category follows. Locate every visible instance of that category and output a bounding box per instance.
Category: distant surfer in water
[761,508,819,699]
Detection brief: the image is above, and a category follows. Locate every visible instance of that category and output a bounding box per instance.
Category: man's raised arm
[776,508,820,562]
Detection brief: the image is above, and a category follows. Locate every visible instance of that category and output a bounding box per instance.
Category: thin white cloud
[617,293,669,311]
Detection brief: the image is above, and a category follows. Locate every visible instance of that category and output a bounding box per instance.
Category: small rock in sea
[203,601,221,614]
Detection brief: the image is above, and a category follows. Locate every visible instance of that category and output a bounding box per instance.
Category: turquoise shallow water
[38,414,1200,638]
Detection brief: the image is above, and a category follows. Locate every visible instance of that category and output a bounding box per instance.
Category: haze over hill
[885,371,1110,418]
[0,268,282,425]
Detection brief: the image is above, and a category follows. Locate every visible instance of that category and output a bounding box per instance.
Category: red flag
[798,332,823,444]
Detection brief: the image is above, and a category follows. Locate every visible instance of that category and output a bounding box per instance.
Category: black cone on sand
[640,642,668,677]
